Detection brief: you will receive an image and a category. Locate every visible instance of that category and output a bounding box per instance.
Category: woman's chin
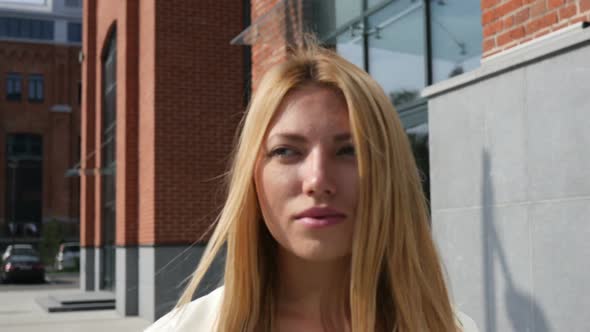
[287,241,351,262]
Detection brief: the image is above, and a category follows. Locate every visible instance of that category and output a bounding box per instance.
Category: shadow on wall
[481,150,551,332]
[153,244,226,316]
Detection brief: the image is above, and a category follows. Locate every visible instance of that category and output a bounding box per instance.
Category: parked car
[0,247,45,283]
[55,242,80,271]
[2,244,34,262]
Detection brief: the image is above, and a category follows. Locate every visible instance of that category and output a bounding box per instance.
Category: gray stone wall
[424,27,590,331]
[80,247,95,291]
[116,247,139,316]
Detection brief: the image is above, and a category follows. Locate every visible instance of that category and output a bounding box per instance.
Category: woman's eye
[337,145,356,156]
[268,147,299,158]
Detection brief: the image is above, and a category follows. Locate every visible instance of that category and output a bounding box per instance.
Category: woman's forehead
[266,86,350,138]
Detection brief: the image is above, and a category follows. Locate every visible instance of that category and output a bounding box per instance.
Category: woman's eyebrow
[267,133,307,143]
[267,132,352,143]
[333,133,352,142]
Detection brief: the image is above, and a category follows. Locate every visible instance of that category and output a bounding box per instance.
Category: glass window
[41,20,53,40]
[0,18,6,36]
[311,0,363,39]
[5,134,43,234]
[367,0,388,9]
[28,74,44,102]
[101,31,117,291]
[8,17,19,37]
[7,134,42,157]
[6,73,22,101]
[67,22,82,42]
[431,1,482,83]
[327,29,364,71]
[0,17,54,40]
[20,18,31,37]
[65,0,81,7]
[335,0,363,27]
[367,0,425,109]
[31,19,41,38]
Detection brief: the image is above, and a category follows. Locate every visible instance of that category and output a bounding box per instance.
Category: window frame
[0,16,54,41]
[6,73,23,101]
[67,22,82,43]
[28,74,44,103]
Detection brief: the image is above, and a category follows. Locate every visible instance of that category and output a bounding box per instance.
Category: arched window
[101,28,116,290]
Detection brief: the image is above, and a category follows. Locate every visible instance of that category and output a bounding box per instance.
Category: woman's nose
[301,149,335,197]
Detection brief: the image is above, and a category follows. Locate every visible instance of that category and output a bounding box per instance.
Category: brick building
[81,0,590,330]
[0,0,82,249]
[80,0,247,320]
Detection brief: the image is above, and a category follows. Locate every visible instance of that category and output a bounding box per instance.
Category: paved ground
[0,272,79,291]
[0,274,150,332]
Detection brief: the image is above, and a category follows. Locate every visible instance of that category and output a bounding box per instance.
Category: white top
[145,287,479,332]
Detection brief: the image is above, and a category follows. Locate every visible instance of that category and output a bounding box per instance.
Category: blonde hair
[177,44,459,332]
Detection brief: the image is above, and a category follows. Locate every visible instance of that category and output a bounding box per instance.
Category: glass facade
[0,16,54,41]
[333,29,364,70]
[430,1,483,82]
[367,0,425,108]
[312,0,483,203]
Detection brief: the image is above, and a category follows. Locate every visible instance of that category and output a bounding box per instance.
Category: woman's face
[254,85,359,262]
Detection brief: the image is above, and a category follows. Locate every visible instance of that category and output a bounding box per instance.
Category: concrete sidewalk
[0,288,150,332]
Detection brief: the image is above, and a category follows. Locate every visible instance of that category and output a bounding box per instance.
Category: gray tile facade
[80,247,95,291]
[427,28,590,331]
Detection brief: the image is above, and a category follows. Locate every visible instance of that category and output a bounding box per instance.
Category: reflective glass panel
[67,22,81,42]
[368,0,425,109]
[431,0,482,82]
[311,0,362,38]
[367,0,388,9]
[331,29,364,71]
[335,0,363,27]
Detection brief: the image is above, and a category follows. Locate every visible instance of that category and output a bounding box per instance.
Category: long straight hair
[177,44,459,332]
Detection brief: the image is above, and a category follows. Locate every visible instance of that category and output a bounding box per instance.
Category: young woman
[146,44,478,332]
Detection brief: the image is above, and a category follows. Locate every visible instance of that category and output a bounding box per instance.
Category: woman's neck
[274,248,351,331]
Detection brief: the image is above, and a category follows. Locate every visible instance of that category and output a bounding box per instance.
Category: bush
[39,219,64,267]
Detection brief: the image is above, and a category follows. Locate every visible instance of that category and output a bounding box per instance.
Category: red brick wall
[0,41,81,232]
[80,0,96,247]
[482,0,590,57]
[117,0,140,246]
[146,0,245,244]
[249,0,309,90]
[84,0,246,246]
[83,0,127,246]
[251,0,286,90]
[137,0,156,245]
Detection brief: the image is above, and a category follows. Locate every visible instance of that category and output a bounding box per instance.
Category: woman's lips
[294,206,346,228]
[296,216,346,228]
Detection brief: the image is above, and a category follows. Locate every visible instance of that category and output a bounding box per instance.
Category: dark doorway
[4,134,43,239]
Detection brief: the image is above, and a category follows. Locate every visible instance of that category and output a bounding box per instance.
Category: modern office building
[0,0,82,249]
[81,0,590,330]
